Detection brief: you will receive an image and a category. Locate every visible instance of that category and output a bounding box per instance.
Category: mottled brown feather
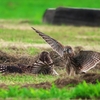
[31,27,64,57]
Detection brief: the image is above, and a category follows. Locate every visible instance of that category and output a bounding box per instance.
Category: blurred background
[0,0,100,24]
[0,1,100,99]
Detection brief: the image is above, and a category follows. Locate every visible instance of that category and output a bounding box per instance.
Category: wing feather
[75,51,100,73]
[31,27,64,57]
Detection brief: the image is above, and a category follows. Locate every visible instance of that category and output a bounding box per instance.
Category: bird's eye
[67,49,72,54]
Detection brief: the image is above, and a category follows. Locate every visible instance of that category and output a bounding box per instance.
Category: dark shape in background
[43,7,100,26]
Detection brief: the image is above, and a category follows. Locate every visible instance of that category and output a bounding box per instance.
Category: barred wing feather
[31,27,64,57]
[75,51,100,73]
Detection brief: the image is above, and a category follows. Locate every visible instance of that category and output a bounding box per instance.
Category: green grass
[0,0,100,23]
[0,46,41,56]
[0,74,59,85]
[71,81,100,99]
[0,28,39,43]
[0,25,100,46]
[0,81,100,99]
[0,25,100,56]
[0,0,100,99]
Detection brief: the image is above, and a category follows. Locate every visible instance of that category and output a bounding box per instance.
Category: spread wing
[75,51,100,73]
[31,27,64,57]
[32,61,45,74]
[32,60,53,74]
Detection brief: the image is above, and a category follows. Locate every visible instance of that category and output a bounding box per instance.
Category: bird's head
[39,51,52,64]
[63,46,74,58]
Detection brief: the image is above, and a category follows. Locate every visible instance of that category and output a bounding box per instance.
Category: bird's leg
[66,62,77,76]
[66,63,71,76]
[52,69,59,76]
[70,67,76,76]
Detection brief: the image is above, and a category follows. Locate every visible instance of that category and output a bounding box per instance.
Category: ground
[0,20,100,99]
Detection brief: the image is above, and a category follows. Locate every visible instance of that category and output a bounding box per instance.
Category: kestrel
[32,51,59,75]
[31,27,100,75]
[0,51,58,75]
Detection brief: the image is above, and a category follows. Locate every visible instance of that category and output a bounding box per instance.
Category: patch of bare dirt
[22,73,100,89]
[54,77,81,88]
[0,50,39,66]
[21,82,51,89]
[0,73,100,89]
[81,73,100,83]
[0,83,8,89]
[54,73,100,88]
[0,50,17,64]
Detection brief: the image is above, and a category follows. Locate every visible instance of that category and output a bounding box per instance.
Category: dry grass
[0,20,100,51]
[0,39,50,49]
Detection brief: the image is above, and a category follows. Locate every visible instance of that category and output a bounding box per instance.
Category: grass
[0,25,100,54]
[0,46,42,56]
[0,0,100,23]
[0,0,100,99]
[0,20,100,99]
[71,81,100,99]
[0,74,59,85]
[0,81,100,99]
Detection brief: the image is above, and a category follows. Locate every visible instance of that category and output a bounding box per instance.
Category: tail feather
[0,65,22,73]
[0,65,7,73]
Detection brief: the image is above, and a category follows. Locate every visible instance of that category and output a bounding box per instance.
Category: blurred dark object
[0,64,22,73]
[43,8,55,24]
[43,7,100,26]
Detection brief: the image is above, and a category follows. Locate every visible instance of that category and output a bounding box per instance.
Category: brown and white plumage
[0,64,32,74]
[73,51,100,73]
[31,51,59,75]
[0,51,59,75]
[32,27,100,75]
[31,27,64,57]
[0,64,22,73]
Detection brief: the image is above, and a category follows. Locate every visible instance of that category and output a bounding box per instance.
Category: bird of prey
[0,51,58,75]
[31,51,59,75]
[31,27,100,76]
